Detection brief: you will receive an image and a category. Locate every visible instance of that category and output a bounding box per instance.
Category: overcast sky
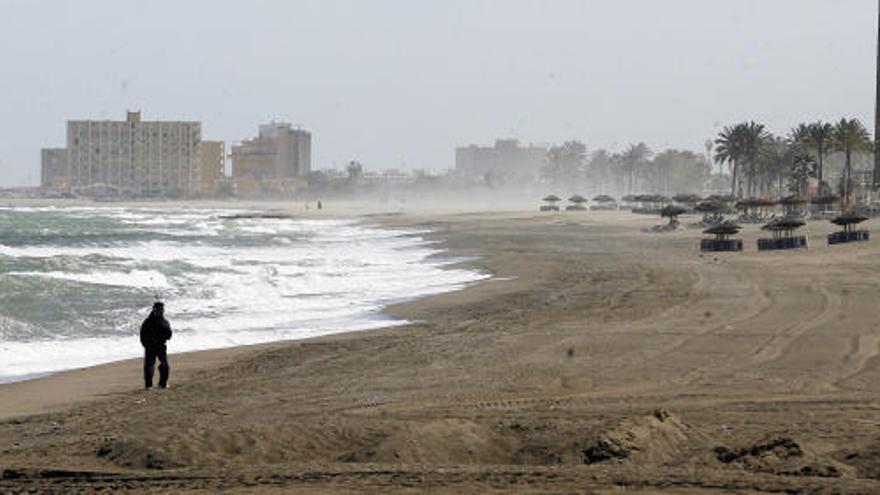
[0,0,876,185]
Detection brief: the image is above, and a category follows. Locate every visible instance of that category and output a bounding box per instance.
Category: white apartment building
[66,111,202,197]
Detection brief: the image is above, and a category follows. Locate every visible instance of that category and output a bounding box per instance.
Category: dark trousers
[144,346,169,389]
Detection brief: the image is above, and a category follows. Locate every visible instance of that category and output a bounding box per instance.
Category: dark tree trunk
[746,162,752,197]
[845,148,852,209]
[731,161,738,198]
[778,170,783,198]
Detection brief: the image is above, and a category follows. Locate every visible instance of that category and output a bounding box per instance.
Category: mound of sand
[714,436,850,478]
[581,409,691,465]
[338,419,521,464]
[96,437,173,470]
[833,436,880,479]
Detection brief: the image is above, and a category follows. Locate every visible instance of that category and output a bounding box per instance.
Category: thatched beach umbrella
[540,194,561,212]
[700,220,743,251]
[778,195,808,216]
[811,194,839,214]
[831,211,868,233]
[590,194,617,211]
[672,193,702,204]
[734,199,752,210]
[810,194,840,213]
[661,204,687,217]
[705,194,735,203]
[703,221,742,240]
[634,194,671,211]
[660,204,687,225]
[694,201,727,226]
[566,194,588,211]
[778,195,807,205]
[618,194,637,211]
[762,216,805,238]
[695,201,725,213]
[735,198,776,210]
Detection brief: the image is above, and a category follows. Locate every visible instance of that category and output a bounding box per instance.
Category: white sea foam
[7,270,172,289]
[0,207,487,382]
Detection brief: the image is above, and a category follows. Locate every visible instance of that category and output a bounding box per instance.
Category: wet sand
[3,209,880,493]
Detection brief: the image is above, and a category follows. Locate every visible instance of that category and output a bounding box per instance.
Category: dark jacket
[140,311,172,349]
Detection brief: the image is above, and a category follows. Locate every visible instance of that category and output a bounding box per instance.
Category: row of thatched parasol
[618,194,735,204]
[621,194,674,204]
[542,194,585,203]
[544,193,734,205]
[701,212,868,238]
[559,193,831,207]
[543,193,861,219]
[543,194,619,204]
[734,195,843,208]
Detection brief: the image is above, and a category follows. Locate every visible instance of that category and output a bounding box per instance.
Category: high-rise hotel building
[230,122,311,195]
[65,111,202,196]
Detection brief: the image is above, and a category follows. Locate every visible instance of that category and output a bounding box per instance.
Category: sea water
[0,206,487,382]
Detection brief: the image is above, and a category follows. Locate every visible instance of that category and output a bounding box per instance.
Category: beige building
[455,139,548,181]
[198,140,225,196]
[230,122,311,195]
[40,148,68,189]
[66,111,202,197]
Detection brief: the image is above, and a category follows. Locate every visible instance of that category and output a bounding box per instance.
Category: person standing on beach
[140,302,172,389]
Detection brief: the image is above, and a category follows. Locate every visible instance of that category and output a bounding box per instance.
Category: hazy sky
[0,0,876,185]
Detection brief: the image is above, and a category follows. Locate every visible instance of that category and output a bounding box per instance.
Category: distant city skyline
[1,0,877,186]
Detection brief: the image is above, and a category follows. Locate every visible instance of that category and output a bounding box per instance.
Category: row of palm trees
[714,118,872,204]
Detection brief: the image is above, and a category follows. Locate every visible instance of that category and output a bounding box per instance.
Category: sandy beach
[3,208,880,493]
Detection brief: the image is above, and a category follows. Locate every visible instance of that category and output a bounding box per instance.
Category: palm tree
[834,118,871,208]
[739,121,769,197]
[788,124,812,192]
[806,121,834,196]
[715,122,768,198]
[704,139,715,174]
[790,123,811,146]
[546,140,587,188]
[789,152,816,197]
[620,143,652,194]
[585,149,616,194]
[714,125,744,198]
[760,135,793,199]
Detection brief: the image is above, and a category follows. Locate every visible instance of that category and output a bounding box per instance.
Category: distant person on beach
[317,200,322,210]
[140,302,172,389]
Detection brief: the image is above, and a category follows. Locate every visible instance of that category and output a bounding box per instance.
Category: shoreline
[0,211,491,418]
